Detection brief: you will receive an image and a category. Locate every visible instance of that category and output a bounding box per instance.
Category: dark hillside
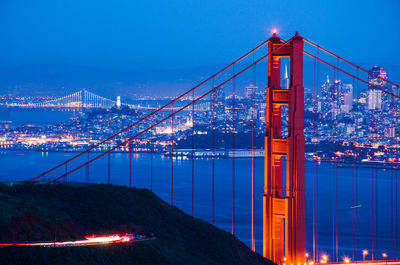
[0,182,274,265]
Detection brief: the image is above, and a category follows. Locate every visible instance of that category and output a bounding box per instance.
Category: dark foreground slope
[0,182,273,265]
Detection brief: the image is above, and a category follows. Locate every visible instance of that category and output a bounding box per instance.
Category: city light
[320,255,328,264]
[363,250,369,261]
[343,257,350,263]
[383,253,389,265]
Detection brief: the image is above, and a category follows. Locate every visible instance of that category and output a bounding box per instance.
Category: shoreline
[1,148,399,169]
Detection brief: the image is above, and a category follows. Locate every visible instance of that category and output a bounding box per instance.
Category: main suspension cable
[33,39,271,181]
[52,37,294,183]
[303,38,400,89]
[303,51,400,99]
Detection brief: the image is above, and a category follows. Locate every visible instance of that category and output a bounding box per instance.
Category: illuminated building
[368,66,387,88]
[367,66,387,110]
[245,84,258,100]
[368,89,382,110]
[213,87,225,115]
[340,84,353,113]
[116,96,121,108]
[320,76,345,117]
[283,63,289,90]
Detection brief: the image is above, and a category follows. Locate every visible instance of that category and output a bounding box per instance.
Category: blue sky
[1,0,399,69]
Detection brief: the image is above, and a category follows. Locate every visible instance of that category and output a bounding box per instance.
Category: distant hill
[0,63,223,98]
[1,62,399,99]
[0,182,273,265]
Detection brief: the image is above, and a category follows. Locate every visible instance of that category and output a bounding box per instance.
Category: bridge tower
[263,32,306,264]
[81,88,86,111]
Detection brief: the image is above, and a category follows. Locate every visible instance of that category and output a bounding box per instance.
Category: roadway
[0,234,155,248]
[318,261,400,265]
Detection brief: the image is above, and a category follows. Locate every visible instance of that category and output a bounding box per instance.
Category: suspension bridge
[6,89,117,109]
[4,88,211,111]
[28,32,400,265]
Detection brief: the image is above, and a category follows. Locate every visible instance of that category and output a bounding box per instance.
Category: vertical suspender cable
[352,76,356,261]
[108,151,111,184]
[251,51,256,252]
[316,47,320,261]
[86,152,89,183]
[86,96,90,184]
[150,116,153,191]
[396,86,399,259]
[391,103,395,257]
[171,106,174,206]
[232,64,236,235]
[332,62,336,261]
[371,122,375,260]
[192,89,195,216]
[335,58,339,261]
[129,129,133,188]
[355,68,359,260]
[212,78,216,225]
[312,48,318,261]
[375,148,378,257]
[375,84,379,256]
[312,50,316,261]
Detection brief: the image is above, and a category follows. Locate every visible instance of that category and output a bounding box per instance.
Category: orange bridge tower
[263,32,306,265]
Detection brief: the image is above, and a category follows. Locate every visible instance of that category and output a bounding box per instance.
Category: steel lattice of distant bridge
[29,32,400,265]
[4,88,211,111]
[6,89,116,109]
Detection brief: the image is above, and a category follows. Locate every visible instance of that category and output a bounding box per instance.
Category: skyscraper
[367,66,387,110]
[116,96,121,108]
[320,76,343,117]
[341,84,353,113]
[245,84,258,100]
[283,64,289,90]
[368,89,382,110]
[214,87,225,115]
[320,75,332,117]
[368,66,387,88]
